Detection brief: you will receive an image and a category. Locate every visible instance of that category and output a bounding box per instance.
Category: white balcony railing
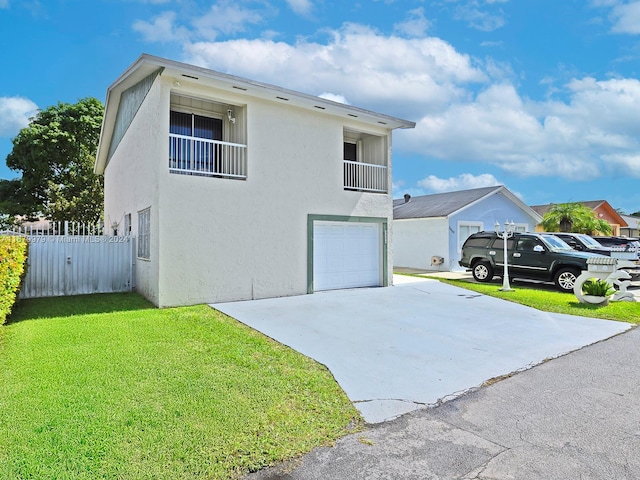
[169,133,247,179]
[343,160,388,193]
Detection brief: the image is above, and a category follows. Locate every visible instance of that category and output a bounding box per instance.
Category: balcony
[169,133,247,179]
[343,160,388,193]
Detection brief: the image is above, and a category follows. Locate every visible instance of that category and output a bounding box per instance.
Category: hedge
[0,235,29,324]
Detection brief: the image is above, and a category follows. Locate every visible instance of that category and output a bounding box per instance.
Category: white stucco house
[392,186,542,271]
[95,54,415,307]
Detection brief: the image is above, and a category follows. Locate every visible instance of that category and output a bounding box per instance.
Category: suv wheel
[472,261,494,282]
[554,267,579,292]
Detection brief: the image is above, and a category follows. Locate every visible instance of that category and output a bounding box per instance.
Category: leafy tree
[540,202,613,235]
[1,97,104,224]
[0,179,25,228]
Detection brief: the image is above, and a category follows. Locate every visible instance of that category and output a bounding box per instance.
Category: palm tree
[540,203,613,235]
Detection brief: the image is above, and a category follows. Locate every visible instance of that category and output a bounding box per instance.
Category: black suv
[548,232,612,256]
[459,231,605,292]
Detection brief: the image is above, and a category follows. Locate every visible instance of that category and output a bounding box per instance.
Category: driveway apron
[211,276,630,423]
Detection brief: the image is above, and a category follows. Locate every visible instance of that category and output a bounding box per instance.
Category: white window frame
[343,138,362,163]
[137,207,151,260]
[457,221,484,254]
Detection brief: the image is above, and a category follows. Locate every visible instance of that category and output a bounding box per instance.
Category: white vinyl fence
[6,222,135,299]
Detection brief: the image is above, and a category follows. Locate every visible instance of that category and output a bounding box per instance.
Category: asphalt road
[246,326,640,480]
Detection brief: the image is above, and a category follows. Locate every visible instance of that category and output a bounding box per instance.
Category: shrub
[581,278,615,297]
[0,235,29,324]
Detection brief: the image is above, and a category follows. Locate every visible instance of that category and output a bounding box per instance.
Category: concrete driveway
[211,276,630,423]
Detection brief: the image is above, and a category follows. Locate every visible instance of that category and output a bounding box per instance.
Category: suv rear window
[463,235,493,248]
[492,237,515,249]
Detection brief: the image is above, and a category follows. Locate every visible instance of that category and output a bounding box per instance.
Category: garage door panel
[313,220,382,291]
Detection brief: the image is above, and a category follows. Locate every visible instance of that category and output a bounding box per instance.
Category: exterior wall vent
[431,256,445,266]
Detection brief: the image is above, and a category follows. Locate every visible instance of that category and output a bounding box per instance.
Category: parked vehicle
[592,236,640,250]
[548,232,612,256]
[592,236,640,268]
[459,231,606,292]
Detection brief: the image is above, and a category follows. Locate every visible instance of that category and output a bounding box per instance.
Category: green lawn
[0,293,361,479]
[438,278,640,324]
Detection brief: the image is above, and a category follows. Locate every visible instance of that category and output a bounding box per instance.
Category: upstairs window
[170,111,222,141]
[344,141,357,163]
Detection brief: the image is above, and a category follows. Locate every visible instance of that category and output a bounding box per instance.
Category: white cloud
[408,83,542,161]
[602,153,640,175]
[391,181,428,199]
[318,92,349,104]
[133,2,267,44]
[184,24,487,119]
[417,173,501,193]
[402,77,640,181]
[394,7,430,37]
[286,0,313,16]
[0,96,38,137]
[132,11,190,43]
[563,77,640,139]
[132,7,640,185]
[0,0,8,9]
[609,1,640,34]
[192,1,264,40]
[454,2,506,32]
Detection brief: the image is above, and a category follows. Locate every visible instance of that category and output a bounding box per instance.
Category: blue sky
[1,0,639,214]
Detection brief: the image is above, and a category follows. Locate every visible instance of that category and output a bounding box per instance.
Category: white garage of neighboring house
[95,54,414,307]
[393,186,542,272]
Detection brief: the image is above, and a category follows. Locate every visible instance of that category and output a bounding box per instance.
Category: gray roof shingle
[393,186,503,219]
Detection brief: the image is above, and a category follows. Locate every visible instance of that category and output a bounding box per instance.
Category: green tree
[0,179,25,228]
[1,97,104,224]
[540,202,613,235]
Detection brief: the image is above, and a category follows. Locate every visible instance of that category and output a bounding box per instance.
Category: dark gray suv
[459,231,606,292]
[549,232,612,256]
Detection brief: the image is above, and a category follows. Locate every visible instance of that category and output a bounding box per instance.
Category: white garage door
[313,220,382,291]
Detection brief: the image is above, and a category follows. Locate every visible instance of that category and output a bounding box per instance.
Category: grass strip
[438,278,640,324]
[0,293,361,479]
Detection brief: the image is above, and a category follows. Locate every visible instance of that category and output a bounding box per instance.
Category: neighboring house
[94,54,415,307]
[14,217,51,234]
[392,186,542,271]
[620,214,640,238]
[531,200,627,236]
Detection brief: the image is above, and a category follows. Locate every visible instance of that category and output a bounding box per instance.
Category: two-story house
[95,54,415,307]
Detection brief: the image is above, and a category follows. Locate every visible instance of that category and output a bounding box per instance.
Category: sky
[1,0,640,214]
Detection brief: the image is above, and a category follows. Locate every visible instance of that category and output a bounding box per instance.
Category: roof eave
[451,186,543,223]
[95,54,416,175]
